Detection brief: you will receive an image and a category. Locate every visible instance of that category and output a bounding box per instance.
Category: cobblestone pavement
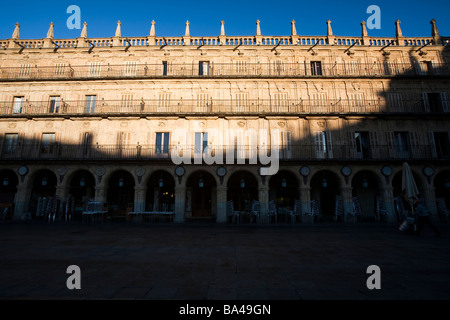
[0,220,449,300]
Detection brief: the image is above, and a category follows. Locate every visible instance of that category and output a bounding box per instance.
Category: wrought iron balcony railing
[0,143,444,162]
[1,98,443,116]
[1,62,450,81]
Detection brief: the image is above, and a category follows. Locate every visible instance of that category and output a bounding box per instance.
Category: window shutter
[422,93,430,112]
[369,131,379,158]
[428,131,437,158]
[440,92,449,112]
[409,131,419,158]
[386,132,395,157]
[326,131,333,158]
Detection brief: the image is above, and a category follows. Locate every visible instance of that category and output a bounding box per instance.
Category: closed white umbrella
[402,162,419,214]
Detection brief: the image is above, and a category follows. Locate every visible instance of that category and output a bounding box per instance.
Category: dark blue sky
[1,0,449,39]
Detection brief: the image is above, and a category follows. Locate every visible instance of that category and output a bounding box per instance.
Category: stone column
[133,186,147,213]
[94,185,107,204]
[258,186,269,224]
[13,184,31,220]
[383,186,396,223]
[216,186,228,223]
[174,185,186,223]
[340,187,353,223]
[423,185,438,220]
[299,187,311,222]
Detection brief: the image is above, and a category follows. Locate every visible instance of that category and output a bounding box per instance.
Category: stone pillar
[94,185,107,203]
[258,186,269,224]
[423,185,438,220]
[299,187,311,221]
[216,186,228,223]
[133,186,147,213]
[383,186,396,223]
[340,187,353,223]
[174,185,186,223]
[13,184,31,220]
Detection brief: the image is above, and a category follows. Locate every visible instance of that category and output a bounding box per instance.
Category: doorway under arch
[351,170,382,221]
[106,170,135,220]
[310,170,340,221]
[186,170,217,219]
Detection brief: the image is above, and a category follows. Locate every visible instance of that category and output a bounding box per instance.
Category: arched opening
[30,169,57,219]
[106,170,135,221]
[186,170,217,219]
[310,170,340,221]
[434,170,450,221]
[146,170,175,212]
[227,170,258,221]
[68,170,96,221]
[0,169,19,220]
[269,170,299,221]
[351,170,381,221]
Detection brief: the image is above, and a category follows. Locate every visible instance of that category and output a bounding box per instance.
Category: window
[273,60,285,75]
[41,133,56,154]
[162,61,168,76]
[3,134,18,154]
[121,94,133,109]
[423,92,450,113]
[199,61,209,76]
[311,93,327,112]
[310,61,323,76]
[314,131,332,159]
[354,132,371,159]
[235,61,248,74]
[124,61,137,76]
[279,131,292,159]
[85,95,96,113]
[54,63,67,76]
[196,93,209,112]
[194,132,208,154]
[89,62,101,77]
[158,93,171,112]
[155,132,170,155]
[349,93,365,111]
[235,93,248,112]
[13,97,24,114]
[394,132,411,158]
[49,96,61,113]
[80,132,93,156]
[387,93,404,112]
[273,93,288,112]
[429,132,450,159]
[18,64,31,77]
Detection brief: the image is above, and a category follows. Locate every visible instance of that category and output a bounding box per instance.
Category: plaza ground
[0,220,449,300]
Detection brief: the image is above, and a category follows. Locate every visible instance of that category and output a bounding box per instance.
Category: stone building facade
[0,19,449,223]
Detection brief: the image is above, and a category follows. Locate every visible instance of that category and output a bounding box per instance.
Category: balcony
[1,62,450,81]
[0,143,443,162]
[0,98,442,117]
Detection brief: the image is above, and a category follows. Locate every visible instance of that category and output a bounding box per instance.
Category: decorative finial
[80,22,88,38]
[115,20,122,37]
[291,19,297,36]
[12,23,20,40]
[431,19,439,37]
[395,19,402,37]
[150,20,156,37]
[220,20,225,36]
[256,20,261,36]
[46,22,54,39]
[326,19,333,36]
[361,20,368,37]
[185,20,190,37]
